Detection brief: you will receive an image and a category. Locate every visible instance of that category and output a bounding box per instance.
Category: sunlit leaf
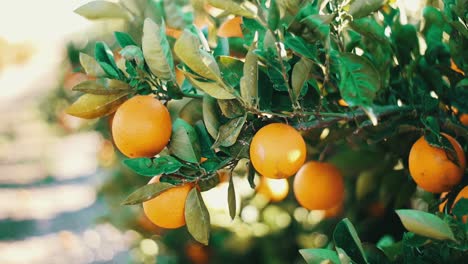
[74,0,130,20]
[185,188,210,245]
[212,115,246,148]
[187,76,235,99]
[122,156,183,176]
[203,95,221,139]
[338,52,380,107]
[79,53,105,77]
[174,30,221,81]
[163,0,186,29]
[142,18,175,80]
[333,218,369,264]
[169,118,201,163]
[291,57,313,102]
[346,0,385,19]
[122,182,174,205]
[66,93,129,119]
[396,209,456,241]
[217,56,244,88]
[240,40,258,108]
[72,80,129,95]
[299,248,340,264]
[207,0,256,18]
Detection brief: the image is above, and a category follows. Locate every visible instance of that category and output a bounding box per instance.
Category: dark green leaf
[228,174,236,220]
[217,56,244,89]
[299,248,340,264]
[284,33,317,59]
[333,218,368,264]
[338,52,380,107]
[247,161,256,189]
[122,156,183,176]
[185,188,211,245]
[114,31,137,47]
[451,198,467,221]
[122,182,174,205]
[396,209,456,241]
[95,42,123,79]
[213,115,247,148]
[363,243,391,264]
[194,121,216,159]
[203,95,221,139]
[268,0,280,31]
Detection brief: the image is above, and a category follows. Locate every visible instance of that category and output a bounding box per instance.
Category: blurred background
[0,0,431,263]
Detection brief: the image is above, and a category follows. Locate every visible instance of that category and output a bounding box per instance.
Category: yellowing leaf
[74,0,130,20]
[240,40,258,108]
[142,18,175,80]
[208,0,257,18]
[79,53,105,77]
[396,209,456,241]
[185,188,210,245]
[72,80,129,95]
[174,30,221,81]
[66,93,129,119]
[187,76,235,100]
[291,57,313,102]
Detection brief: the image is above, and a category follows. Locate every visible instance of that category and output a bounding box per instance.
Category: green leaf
[291,58,313,102]
[203,95,221,139]
[179,98,203,126]
[207,0,256,18]
[363,243,391,264]
[299,248,340,264]
[346,0,385,19]
[169,118,201,163]
[194,121,216,159]
[452,198,468,220]
[74,0,130,20]
[72,80,129,95]
[217,56,244,89]
[95,42,122,79]
[212,115,247,148]
[268,0,280,31]
[114,31,137,47]
[333,218,368,264]
[338,52,380,107]
[185,188,211,245]
[218,99,245,118]
[119,45,144,67]
[122,156,183,177]
[162,0,186,29]
[122,181,174,205]
[66,93,129,119]
[284,33,317,59]
[300,14,333,41]
[247,160,256,188]
[228,174,236,220]
[395,209,456,241]
[187,76,236,99]
[174,30,221,81]
[79,53,105,77]
[142,18,175,80]
[240,40,259,108]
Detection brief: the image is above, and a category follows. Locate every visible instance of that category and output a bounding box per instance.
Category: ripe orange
[142,176,192,229]
[408,134,466,193]
[439,186,468,223]
[217,16,243,38]
[250,123,306,179]
[460,113,468,126]
[256,176,289,202]
[112,95,172,158]
[293,161,345,210]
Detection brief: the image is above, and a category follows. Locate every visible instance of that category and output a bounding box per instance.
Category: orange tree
[66,0,468,262]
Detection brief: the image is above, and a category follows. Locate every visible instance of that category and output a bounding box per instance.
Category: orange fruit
[338,99,349,107]
[250,123,306,179]
[439,186,468,223]
[142,176,192,229]
[439,192,449,212]
[450,59,465,75]
[217,16,243,38]
[293,161,345,210]
[460,113,468,126]
[256,176,289,202]
[408,134,466,193]
[175,68,185,86]
[112,95,172,158]
[166,27,183,39]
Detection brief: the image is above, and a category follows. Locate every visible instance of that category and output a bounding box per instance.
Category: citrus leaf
[396,209,456,241]
[121,182,174,205]
[119,45,144,68]
[72,80,129,95]
[174,30,221,81]
[299,248,341,264]
[267,0,280,30]
[333,218,369,264]
[187,76,235,100]
[212,115,247,148]
[346,0,385,19]
[203,95,221,139]
[338,52,380,107]
[217,56,244,88]
[217,99,245,118]
[240,40,258,108]
[452,198,468,219]
[291,57,313,102]
[95,42,123,79]
[228,173,236,220]
[207,0,256,18]
[114,31,137,47]
[194,121,216,159]
[142,18,175,80]
[169,118,201,163]
[122,156,183,176]
[247,161,256,188]
[179,99,204,126]
[79,53,105,77]
[66,93,129,119]
[185,188,210,245]
[284,33,317,59]
[74,0,130,20]
[162,0,186,29]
